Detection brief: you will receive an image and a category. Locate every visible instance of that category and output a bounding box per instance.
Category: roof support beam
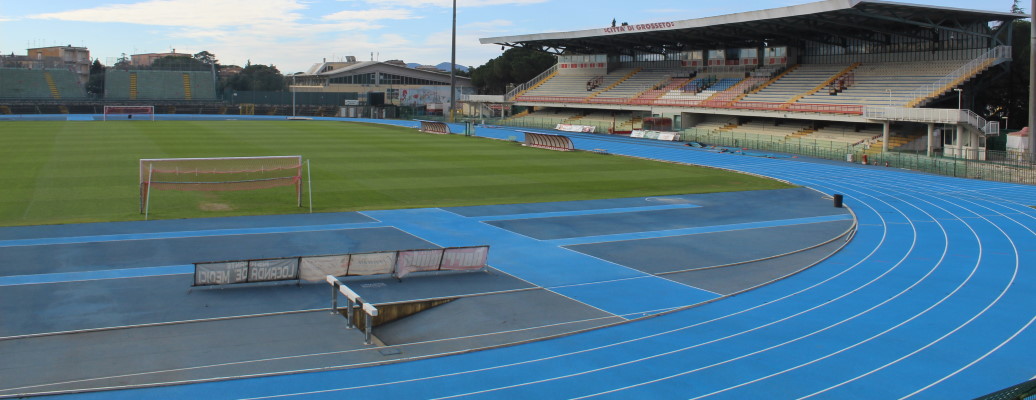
[845,9,993,39]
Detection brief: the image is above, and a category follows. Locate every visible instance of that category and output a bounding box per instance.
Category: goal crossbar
[139,156,306,218]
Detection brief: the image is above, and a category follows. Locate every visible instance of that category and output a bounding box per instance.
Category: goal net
[139,156,305,217]
[104,105,155,121]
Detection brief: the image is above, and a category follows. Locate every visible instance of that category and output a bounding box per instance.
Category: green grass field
[0,120,793,226]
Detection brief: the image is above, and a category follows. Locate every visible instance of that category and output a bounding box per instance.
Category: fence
[863,106,999,135]
[227,90,358,106]
[682,128,1036,185]
[513,95,864,115]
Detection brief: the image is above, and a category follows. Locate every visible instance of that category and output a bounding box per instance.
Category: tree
[193,51,218,66]
[975,18,1031,129]
[114,53,131,71]
[225,63,286,91]
[1010,0,1025,14]
[86,59,106,96]
[470,47,556,94]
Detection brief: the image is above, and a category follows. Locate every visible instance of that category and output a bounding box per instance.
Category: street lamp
[953,88,962,110]
[291,75,296,117]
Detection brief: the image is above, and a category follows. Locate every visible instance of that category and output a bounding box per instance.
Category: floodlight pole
[449,0,457,124]
[292,75,296,117]
[1029,0,1035,161]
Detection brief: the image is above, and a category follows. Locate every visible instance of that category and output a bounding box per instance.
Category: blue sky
[0,0,1025,74]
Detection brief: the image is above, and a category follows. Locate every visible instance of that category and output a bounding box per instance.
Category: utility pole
[449,0,457,124]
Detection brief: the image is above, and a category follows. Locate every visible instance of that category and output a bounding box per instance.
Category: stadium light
[292,75,296,117]
[953,88,962,110]
[886,89,892,107]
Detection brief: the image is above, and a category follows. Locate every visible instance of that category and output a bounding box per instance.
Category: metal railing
[505,64,558,101]
[514,95,865,115]
[863,107,1001,135]
[910,46,1012,104]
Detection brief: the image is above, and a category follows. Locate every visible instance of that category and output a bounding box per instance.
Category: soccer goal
[104,105,155,121]
[139,156,311,219]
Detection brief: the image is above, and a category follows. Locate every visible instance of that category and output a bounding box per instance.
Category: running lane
[52,125,1036,400]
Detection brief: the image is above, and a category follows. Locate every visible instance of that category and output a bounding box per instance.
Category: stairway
[182,73,192,100]
[587,68,641,100]
[637,78,691,102]
[43,72,61,99]
[511,69,559,100]
[864,134,921,156]
[129,72,138,100]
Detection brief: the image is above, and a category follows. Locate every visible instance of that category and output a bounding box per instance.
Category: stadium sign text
[604,22,675,33]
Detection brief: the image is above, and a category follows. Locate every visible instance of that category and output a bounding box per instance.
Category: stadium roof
[300,60,471,83]
[479,0,1027,55]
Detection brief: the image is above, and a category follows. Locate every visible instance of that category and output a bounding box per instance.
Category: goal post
[105,105,155,121]
[139,156,309,218]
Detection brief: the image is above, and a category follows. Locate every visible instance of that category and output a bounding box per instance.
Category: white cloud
[16,0,533,72]
[359,0,548,8]
[323,8,420,21]
[463,19,513,30]
[28,0,305,28]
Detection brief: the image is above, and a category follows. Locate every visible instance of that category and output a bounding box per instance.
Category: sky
[0,0,1027,74]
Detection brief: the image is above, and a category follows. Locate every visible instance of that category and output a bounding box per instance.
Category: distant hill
[404,62,469,73]
[436,62,469,73]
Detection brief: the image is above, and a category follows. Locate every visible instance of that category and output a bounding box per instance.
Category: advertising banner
[194,261,249,286]
[555,124,596,133]
[299,255,350,281]
[440,246,489,271]
[348,252,397,276]
[248,258,300,283]
[395,249,445,278]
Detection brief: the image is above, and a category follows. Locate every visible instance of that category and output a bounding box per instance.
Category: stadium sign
[603,22,675,34]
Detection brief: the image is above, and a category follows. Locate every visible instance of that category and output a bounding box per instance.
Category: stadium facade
[479,0,1026,161]
[290,57,475,111]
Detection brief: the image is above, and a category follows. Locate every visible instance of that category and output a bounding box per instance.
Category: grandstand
[0,68,86,100]
[105,70,216,101]
[483,0,1021,161]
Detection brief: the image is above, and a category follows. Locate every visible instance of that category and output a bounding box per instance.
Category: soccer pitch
[0,120,793,226]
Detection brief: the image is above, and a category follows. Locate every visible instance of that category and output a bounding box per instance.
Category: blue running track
[51,120,1036,399]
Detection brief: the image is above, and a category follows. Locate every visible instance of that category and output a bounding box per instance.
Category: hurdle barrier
[327,275,378,344]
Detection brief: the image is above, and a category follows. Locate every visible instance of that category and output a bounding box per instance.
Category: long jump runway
[4,121,1034,399]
